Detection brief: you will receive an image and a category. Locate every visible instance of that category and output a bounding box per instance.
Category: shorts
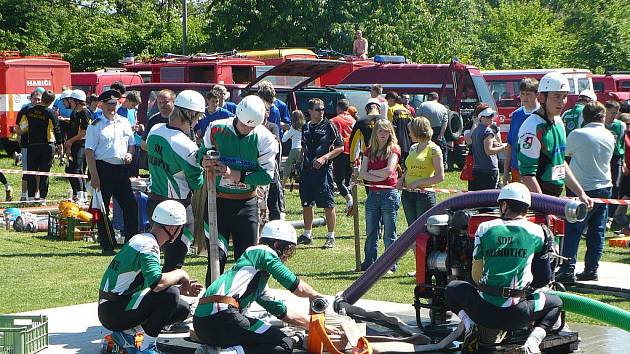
[299,166,335,209]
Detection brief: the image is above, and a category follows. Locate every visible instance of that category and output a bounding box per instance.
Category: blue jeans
[560,187,611,273]
[401,190,436,227]
[364,189,400,268]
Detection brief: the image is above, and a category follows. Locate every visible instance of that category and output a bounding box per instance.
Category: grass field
[0,155,628,327]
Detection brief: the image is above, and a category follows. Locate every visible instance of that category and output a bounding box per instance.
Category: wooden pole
[352,167,361,272]
[206,150,221,283]
[191,182,207,255]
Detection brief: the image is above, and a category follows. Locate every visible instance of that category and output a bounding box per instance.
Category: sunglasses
[312,107,325,112]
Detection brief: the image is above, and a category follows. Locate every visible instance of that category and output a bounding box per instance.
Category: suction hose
[340,190,587,305]
[549,291,630,331]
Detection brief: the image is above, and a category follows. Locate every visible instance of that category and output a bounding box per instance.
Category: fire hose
[549,291,630,331]
[339,190,587,305]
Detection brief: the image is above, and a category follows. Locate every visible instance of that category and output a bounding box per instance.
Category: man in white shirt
[557,101,615,284]
[85,90,138,253]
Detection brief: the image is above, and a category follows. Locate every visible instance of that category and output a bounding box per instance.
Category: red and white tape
[0,169,88,179]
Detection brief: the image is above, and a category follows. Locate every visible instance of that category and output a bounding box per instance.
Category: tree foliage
[0,0,627,72]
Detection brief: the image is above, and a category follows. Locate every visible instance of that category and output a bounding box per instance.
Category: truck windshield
[472,75,497,110]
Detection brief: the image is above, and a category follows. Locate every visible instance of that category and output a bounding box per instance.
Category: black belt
[477,283,530,298]
[99,290,128,302]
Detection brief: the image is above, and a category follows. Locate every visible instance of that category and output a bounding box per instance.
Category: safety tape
[351,181,630,205]
[0,199,62,206]
[0,169,88,179]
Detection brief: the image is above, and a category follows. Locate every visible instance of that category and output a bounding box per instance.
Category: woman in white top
[281,110,305,187]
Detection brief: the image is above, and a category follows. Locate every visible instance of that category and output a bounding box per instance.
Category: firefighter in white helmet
[198,95,278,286]
[98,200,203,354]
[445,183,563,354]
[516,72,592,207]
[193,220,340,354]
[65,89,90,202]
[146,90,205,272]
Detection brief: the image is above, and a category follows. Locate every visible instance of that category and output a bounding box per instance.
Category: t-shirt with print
[330,112,355,155]
[471,123,498,171]
[21,105,62,145]
[507,106,537,170]
[15,104,31,148]
[561,103,584,136]
[365,145,401,190]
[388,103,413,154]
[404,141,440,186]
[301,119,343,171]
[473,218,545,309]
[99,233,162,310]
[67,108,90,147]
[195,245,299,319]
[517,108,567,196]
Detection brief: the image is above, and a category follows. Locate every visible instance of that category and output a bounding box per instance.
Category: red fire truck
[0,52,71,154]
[71,70,143,95]
[123,54,264,84]
[482,68,594,140]
[592,72,630,104]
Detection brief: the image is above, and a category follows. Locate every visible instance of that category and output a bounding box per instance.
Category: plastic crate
[47,212,97,241]
[0,315,48,354]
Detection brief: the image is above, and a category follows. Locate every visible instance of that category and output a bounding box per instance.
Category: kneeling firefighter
[193,220,340,354]
[445,182,562,354]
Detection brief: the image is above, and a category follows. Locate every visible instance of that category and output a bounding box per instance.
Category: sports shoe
[576,270,598,281]
[322,238,335,249]
[297,234,312,245]
[162,321,189,333]
[555,271,576,285]
[461,324,480,353]
[111,331,138,354]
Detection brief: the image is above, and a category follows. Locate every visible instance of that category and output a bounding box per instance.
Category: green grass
[0,155,628,327]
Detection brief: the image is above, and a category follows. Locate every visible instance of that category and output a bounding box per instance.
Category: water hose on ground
[549,291,630,331]
[341,191,587,304]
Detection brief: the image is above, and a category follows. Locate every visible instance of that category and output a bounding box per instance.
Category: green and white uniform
[99,233,162,310]
[561,103,585,136]
[147,123,203,249]
[606,119,626,158]
[517,109,567,195]
[474,218,546,309]
[198,117,277,197]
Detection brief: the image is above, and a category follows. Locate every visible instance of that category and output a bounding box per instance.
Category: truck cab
[71,71,143,95]
[0,52,71,154]
[592,72,630,104]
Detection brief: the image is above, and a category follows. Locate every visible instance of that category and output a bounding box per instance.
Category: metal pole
[352,167,361,271]
[182,0,188,55]
[206,151,220,283]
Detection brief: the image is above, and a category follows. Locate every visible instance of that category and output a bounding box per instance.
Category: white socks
[523,327,546,354]
[327,231,335,240]
[303,229,312,238]
[458,310,475,332]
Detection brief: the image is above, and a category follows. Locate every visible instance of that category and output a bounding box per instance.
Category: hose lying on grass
[549,290,630,332]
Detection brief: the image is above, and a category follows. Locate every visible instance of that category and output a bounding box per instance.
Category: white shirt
[85,114,135,165]
[566,122,615,191]
[281,127,302,150]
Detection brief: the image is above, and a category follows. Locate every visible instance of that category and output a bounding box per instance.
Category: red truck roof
[71,71,143,95]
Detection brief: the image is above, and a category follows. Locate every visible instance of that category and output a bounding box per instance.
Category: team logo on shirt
[522,135,534,149]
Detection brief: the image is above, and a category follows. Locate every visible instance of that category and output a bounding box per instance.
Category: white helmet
[497,182,531,207]
[70,89,86,102]
[174,90,205,113]
[152,200,187,226]
[236,95,266,128]
[260,220,297,245]
[538,72,570,93]
[578,89,597,102]
[60,89,73,99]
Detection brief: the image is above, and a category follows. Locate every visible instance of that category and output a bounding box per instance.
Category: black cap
[98,89,122,103]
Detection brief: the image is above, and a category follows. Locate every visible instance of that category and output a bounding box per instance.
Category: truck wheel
[444,111,462,142]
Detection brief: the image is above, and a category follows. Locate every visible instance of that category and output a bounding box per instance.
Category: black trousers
[96,160,138,242]
[332,153,352,197]
[193,307,294,354]
[267,178,285,221]
[204,196,258,287]
[66,143,86,196]
[26,144,54,198]
[445,280,562,331]
[98,286,189,337]
[609,154,622,215]
[468,169,499,191]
